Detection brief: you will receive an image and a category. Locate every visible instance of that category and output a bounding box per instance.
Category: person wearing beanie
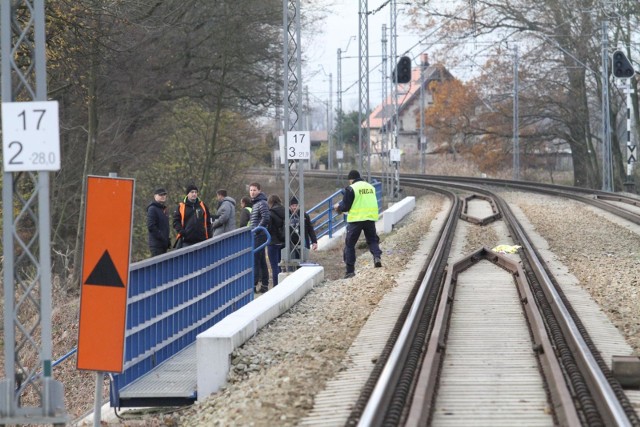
[289,196,318,257]
[171,184,212,248]
[333,169,382,278]
[347,169,361,180]
[147,187,170,256]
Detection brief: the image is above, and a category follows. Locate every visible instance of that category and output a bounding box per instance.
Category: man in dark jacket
[289,196,318,260]
[147,187,171,256]
[334,170,382,278]
[211,189,236,236]
[172,184,212,247]
[249,182,270,293]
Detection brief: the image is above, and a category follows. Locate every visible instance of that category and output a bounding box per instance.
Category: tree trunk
[71,43,99,291]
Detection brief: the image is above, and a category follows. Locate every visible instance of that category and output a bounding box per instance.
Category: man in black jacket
[289,196,318,257]
[172,184,213,248]
[147,188,171,256]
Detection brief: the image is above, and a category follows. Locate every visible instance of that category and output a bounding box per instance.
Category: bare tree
[409,0,640,188]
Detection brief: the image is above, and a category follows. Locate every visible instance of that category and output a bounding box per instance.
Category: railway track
[297,172,640,426]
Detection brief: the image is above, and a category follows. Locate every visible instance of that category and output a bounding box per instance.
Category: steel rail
[498,196,633,427]
[405,177,635,426]
[405,233,579,425]
[259,169,638,424]
[356,189,461,426]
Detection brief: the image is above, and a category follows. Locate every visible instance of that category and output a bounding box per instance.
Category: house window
[399,120,404,131]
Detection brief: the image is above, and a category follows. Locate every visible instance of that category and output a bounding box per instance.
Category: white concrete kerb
[196,265,324,401]
[318,196,416,251]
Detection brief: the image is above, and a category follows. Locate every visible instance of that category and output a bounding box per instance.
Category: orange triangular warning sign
[84,250,124,287]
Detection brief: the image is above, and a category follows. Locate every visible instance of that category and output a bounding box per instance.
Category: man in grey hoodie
[211,189,236,236]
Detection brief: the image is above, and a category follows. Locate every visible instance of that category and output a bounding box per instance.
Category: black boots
[344,265,355,279]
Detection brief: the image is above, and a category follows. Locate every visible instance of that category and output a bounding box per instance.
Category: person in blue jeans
[249,182,270,293]
[266,194,286,288]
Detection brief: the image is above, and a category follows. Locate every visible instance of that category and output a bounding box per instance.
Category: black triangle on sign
[628,155,637,164]
[85,250,125,287]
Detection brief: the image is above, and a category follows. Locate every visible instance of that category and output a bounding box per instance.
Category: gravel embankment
[110,191,640,426]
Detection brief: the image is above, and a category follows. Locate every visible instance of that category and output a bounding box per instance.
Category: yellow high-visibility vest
[347,181,379,222]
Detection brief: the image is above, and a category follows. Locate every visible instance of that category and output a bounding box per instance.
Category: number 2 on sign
[2,101,61,172]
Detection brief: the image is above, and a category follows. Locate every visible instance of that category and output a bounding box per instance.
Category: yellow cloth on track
[491,244,522,254]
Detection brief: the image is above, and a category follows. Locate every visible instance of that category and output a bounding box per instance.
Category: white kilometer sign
[390,148,401,163]
[2,101,61,172]
[287,131,310,160]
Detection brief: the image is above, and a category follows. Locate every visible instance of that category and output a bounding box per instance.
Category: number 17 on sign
[287,131,310,160]
[2,101,61,172]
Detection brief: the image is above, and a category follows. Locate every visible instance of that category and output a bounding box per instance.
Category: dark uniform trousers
[343,220,382,272]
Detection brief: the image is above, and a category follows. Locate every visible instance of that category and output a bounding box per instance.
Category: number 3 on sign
[287,131,310,160]
[2,101,61,172]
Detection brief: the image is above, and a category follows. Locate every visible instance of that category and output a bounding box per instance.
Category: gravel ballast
[106,191,640,426]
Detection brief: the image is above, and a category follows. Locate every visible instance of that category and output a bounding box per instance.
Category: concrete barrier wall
[381,196,415,234]
[196,265,324,401]
[318,196,416,251]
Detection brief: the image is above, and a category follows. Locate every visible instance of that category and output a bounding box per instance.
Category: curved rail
[336,175,638,426]
[357,187,460,425]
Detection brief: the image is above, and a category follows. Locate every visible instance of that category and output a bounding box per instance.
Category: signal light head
[612,50,635,79]
[394,56,412,84]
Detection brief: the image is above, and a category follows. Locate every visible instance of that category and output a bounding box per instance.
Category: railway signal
[393,56,412,84]
[612,50,635,79]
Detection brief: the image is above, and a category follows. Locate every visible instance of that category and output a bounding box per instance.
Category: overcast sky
[303,0,423,113]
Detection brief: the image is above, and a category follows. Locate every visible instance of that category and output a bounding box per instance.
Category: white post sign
[287,131,310,160]
[390,148,401,163]
[2,101,61,172]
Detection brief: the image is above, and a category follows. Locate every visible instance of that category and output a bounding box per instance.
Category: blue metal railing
[307,180,382,239]
[48,182,383,406]
[109,226,265,406]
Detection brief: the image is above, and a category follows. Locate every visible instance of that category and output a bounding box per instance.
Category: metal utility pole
[513,45,520,180]
[601,20,613,192]
[318,66,333,170]
[381,24,392,196]
[328,73,333,170]
[623,78,636,192]
[282,0,308,267]
[358,0,371,180]
[337,47,344,180]
[0,0,67,424]
[390,0,401,198]
[419,53,426,175]
[336,36,354,183]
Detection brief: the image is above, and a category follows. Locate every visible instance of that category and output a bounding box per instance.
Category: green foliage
[315,142,329,166]
[130,99,270,260]
[333,110,361,148]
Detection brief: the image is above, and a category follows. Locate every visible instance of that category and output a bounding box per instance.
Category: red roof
[365,65,450,129]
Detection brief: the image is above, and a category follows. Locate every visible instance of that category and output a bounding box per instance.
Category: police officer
[333,170,382,278]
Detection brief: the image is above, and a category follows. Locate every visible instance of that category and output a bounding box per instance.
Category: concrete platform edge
[196,265,324,401]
